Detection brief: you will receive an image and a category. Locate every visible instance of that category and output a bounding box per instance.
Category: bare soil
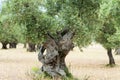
[0,43,120,80]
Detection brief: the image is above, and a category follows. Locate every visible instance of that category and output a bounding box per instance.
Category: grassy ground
[0,43,120,80]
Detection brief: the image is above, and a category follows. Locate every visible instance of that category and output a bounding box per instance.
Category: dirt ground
[0,43,120,80]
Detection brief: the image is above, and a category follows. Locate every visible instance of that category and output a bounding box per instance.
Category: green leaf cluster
[0,0,120,49]
[96,0,120,49]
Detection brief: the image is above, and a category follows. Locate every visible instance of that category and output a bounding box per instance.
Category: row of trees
[0,0,120,66]
[0,0,56,51]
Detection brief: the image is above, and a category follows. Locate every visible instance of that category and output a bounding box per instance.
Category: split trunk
[38,29,74,79]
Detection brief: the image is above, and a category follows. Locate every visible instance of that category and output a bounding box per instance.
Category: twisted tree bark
[38,29,74,79]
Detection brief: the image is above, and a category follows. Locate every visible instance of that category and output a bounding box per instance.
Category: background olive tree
[0,13,26,49]
[96,0,120,66]
[0,0,57,51]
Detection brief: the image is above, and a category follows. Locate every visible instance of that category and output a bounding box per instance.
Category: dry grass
[0,43,120,80]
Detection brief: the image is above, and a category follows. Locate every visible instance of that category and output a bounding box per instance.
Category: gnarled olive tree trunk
[38,29,74,79]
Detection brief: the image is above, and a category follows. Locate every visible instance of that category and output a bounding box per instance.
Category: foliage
[0,14,26,43]
[0,0,57,44]
[0,0,119,48]
[33,13,57,44]
[45,0,100,48]
[96,0,120,49]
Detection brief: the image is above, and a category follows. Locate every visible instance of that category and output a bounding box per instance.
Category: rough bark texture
[1,41,8,49]
[27,43,36,52]
[9,42,17,48]
[107,48,115,65]
[38,29,74,79]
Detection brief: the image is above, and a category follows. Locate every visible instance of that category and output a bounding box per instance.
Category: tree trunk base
[106,64,116,67]
[27,43,36,52]
[1,42,8,49]
[9,42,17,48]
[107,48,115,66]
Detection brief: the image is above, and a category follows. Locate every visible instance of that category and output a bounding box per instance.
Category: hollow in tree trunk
[27,43,36,52]
[9,42,17,48]
[38,29,74,79]
[107,48,115,65]
[1,41,8,49]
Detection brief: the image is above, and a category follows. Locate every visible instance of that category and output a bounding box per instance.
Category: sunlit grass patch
[105,64,116,68]
[28,66,80,80]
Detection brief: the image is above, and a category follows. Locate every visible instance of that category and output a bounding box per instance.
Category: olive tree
[37,0,100,79]
[1,0,57,51]
[0,14,26,49]
[96,0,120,66]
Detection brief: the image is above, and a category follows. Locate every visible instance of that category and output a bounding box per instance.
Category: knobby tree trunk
[1,41,8,49]
[9,42,17,48]
[38,29,74,79]
[107,48,115,65]
[27,43,36,52]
